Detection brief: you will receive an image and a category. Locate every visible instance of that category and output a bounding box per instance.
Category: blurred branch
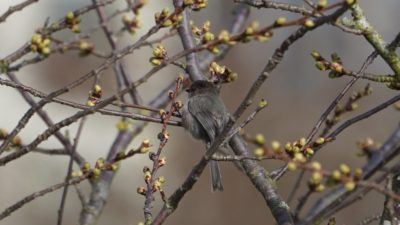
[92,0,142,105]
[0,76,180,126]
[357,213,381,225]
[0,6,188,154]
[32,148,70,155]
[198,3,250,67]
[152,109,242,225]
[350,3,400,79]
[144,79,182,224]
[327,94,400,138]
[284,51,378,201]
[153,3,350,225]
[174,0,204,81]
[80,2,251,221]
[57,118,86,225]
[6,73,85,166]
[0,173,90,220]
[232,2,350,120]
[301,125,400,225]
[1,0,116,65]
[0,0,39,23]
[235,0,362,35]
[287,27,400,204]
[0,59,186,166]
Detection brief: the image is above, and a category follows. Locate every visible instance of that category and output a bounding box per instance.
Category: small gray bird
[181,80,230,191]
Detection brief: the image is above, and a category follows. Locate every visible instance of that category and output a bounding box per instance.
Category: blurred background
[1,0,399,224]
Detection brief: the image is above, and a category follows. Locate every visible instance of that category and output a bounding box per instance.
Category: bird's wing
[188,94,227,143]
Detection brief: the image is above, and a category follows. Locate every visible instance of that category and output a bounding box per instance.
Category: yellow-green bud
[0,128,8,139]
[158,157,167,166]
[79,41,89,50]
[271,141,281,152]
[284,142,293,152]
[305,147,314,157]
[162,19,173,27]
[202,20,211,32]
[344,180,356,191]
[315,61,326,71]
[12,136,22,146]
[92,168,101,178]
[339,163,350,175]
[210,46,219,54]
[245,27,254,36]
[137,187,146,194]
[294,153,306,163]
[275,17,287,26]
[292,146,301,154]
[304,19,315,28]
[311,172,323,184]
[299,137,306,147]
[253,148,265,157]
[41,47,51,56]
[183,0,194,6]
[311,50,321,59]
[111,164,119,171]
[174,100,184,109]
[318,0,328,8]
[227,73,238,82]
[218,30,230,43]
[354,168,363,179]
[158,176,166,183]
[144,171,152,182]
[93,84,101,94]
[31,33,42,44]
[310,161,322,171]
[83,162,91,171]
[203,32,215,42]
[258,99,268,108]
[159,109,166,116]
[161,7,170,17]
[349,102,358,111]
[140,147,150,154]
[255,134,265,145]
[150,58,162,66]
[315,137,325,145]
[330,62,343,73]
[331,170,342,181]
[66,11,75,21]
[288,162,297,171]
[71,25,81,33]
[142,139,151,148]
[315,184,325,192]
[153,180,162,190]
[42,38,51,46]
[116,120,128,130]
[71,170,83,177]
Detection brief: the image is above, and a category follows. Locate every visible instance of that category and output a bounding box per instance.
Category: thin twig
[0,6,187,154]
[5,73,85,166]
[0,0,39,23]
[302,126,400,225]
[1,0,117,64]
[0,174,90,220]
[235,0,362,35]
[0,78,180,126]
[285,51,379,203]
[57,117,86,225]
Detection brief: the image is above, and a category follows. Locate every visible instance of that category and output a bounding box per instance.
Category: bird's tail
[210,160,223,191]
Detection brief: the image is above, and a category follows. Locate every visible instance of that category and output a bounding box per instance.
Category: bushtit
[181,80,230,191]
